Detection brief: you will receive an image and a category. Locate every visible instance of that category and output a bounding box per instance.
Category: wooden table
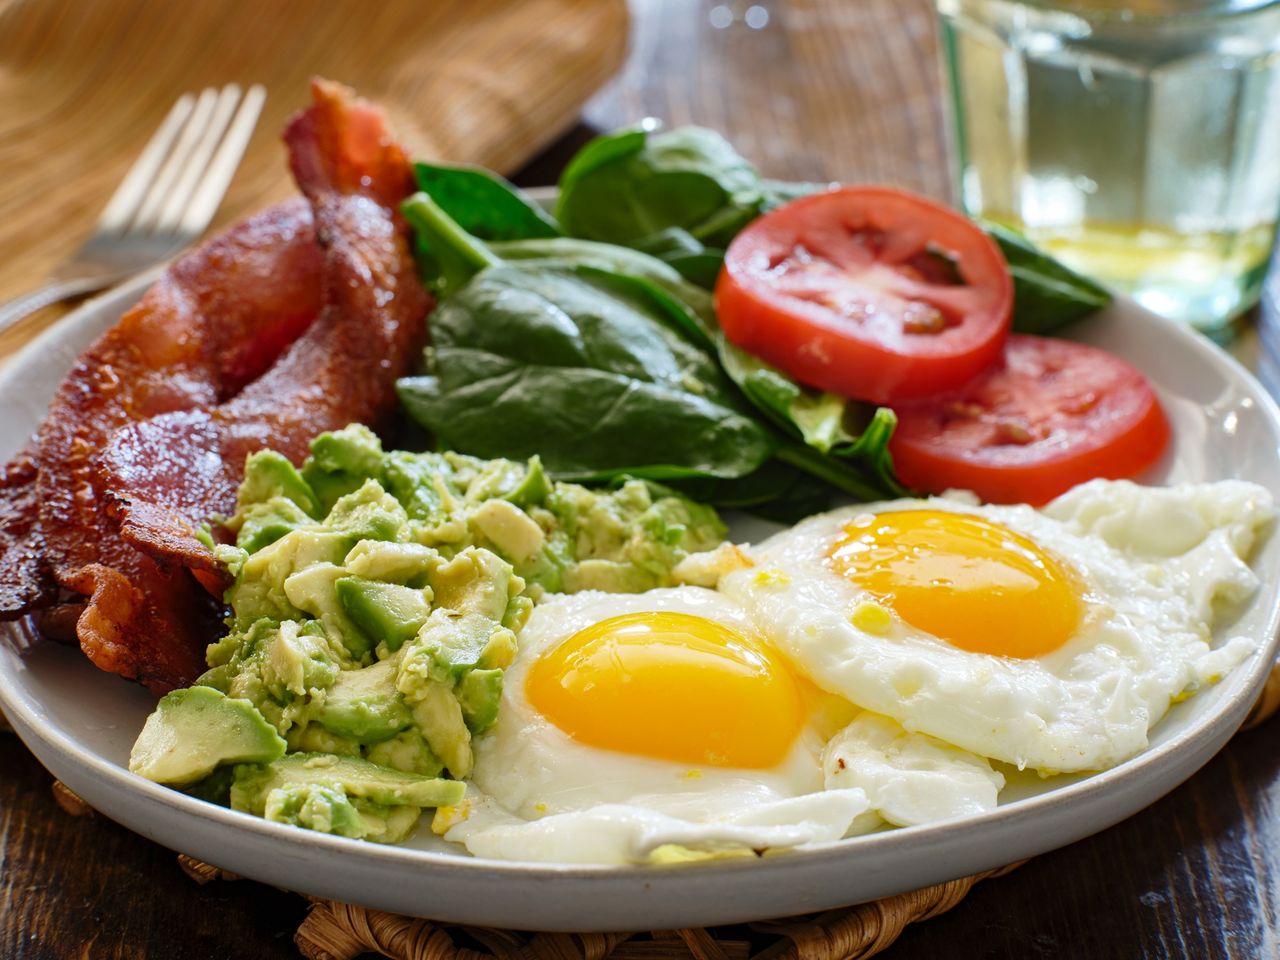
[3,1,1279,956]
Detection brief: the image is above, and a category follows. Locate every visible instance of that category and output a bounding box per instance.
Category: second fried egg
[721,479,1273,774]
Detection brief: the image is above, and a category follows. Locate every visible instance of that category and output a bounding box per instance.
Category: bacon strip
[96,79,430,685]
[0,449,54,617]
[0,199,324,691]
[0,199,321,623]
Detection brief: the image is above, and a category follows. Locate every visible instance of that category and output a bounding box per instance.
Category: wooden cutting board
[0,0,627,359]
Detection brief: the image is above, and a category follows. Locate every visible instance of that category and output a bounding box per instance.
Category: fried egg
[722,479,1273,775]
[439,587,1004,863]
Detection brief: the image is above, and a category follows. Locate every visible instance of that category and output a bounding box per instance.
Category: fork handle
[0,277,111,335]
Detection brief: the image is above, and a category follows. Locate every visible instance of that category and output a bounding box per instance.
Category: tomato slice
[889,334,1170,505]
[714,186,1012,404]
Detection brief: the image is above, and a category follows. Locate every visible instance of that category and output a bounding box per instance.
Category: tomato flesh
[889,334,1171,505]
[715,187,1012,404]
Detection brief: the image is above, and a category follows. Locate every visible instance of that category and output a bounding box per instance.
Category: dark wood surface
[4,1,1280,957]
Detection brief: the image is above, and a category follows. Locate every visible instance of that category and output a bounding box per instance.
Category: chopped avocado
[284,563,375,659]
[202,619,347,739]
[235,450,322,519]
[366,729,444,777]
[235,497,315,554]
[325,480,409,542]
[383,450,456,522]
[286,723,363,756]
[402,609,518,686]
[456,668,503,734]
[301,424,387,513]
[130,687,286,786]
[227,529,352,626]
[231,753,465,810]
[262,619,343,698]
[342,541,439,586]
[335,577,431,652]
[469,499,546,562]
[262,782,371,838]
[315,659,413,743]
[426,547,524,622]
[504,456,551,508]
[403,682,474,779]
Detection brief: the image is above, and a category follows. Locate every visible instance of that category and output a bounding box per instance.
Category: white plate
[2,269,1279,932]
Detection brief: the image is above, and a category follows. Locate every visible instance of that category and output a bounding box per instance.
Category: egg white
[722,480,1274,775]
[442,587,871,864]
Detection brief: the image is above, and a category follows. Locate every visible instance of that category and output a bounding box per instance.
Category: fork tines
[98,83,267,242]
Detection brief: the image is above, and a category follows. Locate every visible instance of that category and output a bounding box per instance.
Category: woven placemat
[9,662,1278,960]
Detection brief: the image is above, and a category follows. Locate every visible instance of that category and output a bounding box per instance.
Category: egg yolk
[829,510,1082,658]
[525,611,805,769]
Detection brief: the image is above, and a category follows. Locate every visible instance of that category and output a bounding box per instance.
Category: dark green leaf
[489,236,719,350]
[667,459,833,522]
[557,125,649,193]
[988,223,1112,334]
[663,250,724,289]
[556,124,764,249]
[397,265,774,482]
[413,163,562,241]
[402,193,500,296]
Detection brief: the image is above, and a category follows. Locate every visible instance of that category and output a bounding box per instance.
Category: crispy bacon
[0,200,327,690]
[0,80,428,694]
[0,449,54,616]
[96,80,430,687]
[0,199,322,622]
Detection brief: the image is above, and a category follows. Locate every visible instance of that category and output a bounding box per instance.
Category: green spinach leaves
[398,192,902,511]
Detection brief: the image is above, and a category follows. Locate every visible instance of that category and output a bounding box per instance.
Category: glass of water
[935,0,1280,336]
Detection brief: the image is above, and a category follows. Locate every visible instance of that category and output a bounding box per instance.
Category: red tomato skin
[714,187,1013,405]
[888,335,1171,506]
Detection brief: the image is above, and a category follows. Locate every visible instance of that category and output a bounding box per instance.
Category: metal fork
[0,83,267,334]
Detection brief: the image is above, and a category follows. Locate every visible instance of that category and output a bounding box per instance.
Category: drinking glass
[935,0,1280,336]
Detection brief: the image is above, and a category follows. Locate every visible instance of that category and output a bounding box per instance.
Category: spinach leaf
[413,163,561,241]
[556,124,764,250]
[556,125,649,191]
[630,228,726,289]
[987,223,1112,334]
[397,264,773,482]
[488,236,718,349]
[668,460,835,523]
[489,232,907,499]
[403,193,501,296]
[662,251,724,289]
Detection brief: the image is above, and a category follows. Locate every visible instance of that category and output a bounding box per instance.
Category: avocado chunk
[236,498,315,554]
[236,450,322,519]
[325,480,408,543]
[315,659,413,743]
[365,729,444,777]
[456,668,504,734]
[230,753,464,810]
[335,577,431,652]
[284,563,375,659]
[343,540,439,586]
[130,687,286,786]
[301,424,388,513]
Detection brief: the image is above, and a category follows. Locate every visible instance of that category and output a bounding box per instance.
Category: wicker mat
[9,663,1278,960]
